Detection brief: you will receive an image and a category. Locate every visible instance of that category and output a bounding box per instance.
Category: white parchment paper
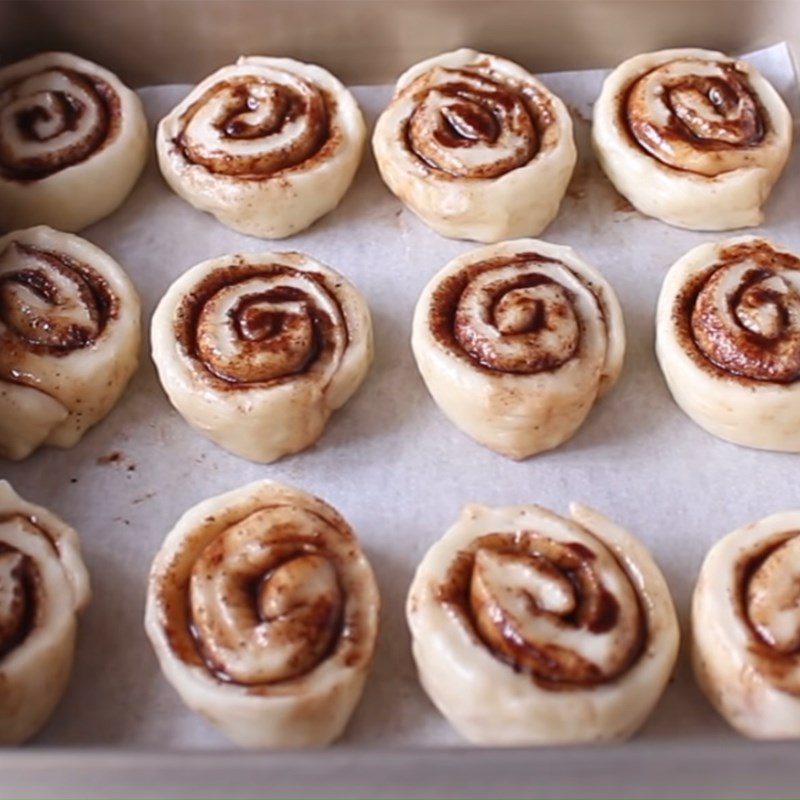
[4,43,799,750]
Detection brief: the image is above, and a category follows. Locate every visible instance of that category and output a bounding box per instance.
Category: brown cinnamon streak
[173,260,345,389]
[674,241,800,384]
[438,531,645,689]
[0,68,120,181]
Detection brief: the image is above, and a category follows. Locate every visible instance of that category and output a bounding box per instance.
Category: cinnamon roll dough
[372,48,577,242]
[0,226,141,460]
[407,503,678,745]
[157,56,366,238]
[144,479,380,749]
[0,51,148,232]
[151,251,372,463]
[656,236,800,451]
[411,238,625,459]
[693,511,800,739]
[0,480,91,745]
[593,48,792,230]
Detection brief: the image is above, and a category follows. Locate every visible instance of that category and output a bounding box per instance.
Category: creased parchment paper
[3,43,799,750]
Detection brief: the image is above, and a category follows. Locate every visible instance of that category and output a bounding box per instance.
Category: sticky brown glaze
[402,66,555,179]
[157,503,374,693]
[174,75,340,178]
[736,531,800,695]
[172,259,348,390]
[0,242,115,348]
[0,67,121,182]
[438,531,646,688]
[430,252,605,375]
[673,240,800,384]
[620,58,768,176]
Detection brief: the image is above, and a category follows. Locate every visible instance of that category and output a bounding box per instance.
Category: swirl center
[433,254,602,376]
[0,241,110,351]
[407,68,544,179]
[0,68,113,180]
[690,254,800,382]
[440,531,644,686]
[181,264,347,388]
[625,58,765,176]
[188,507,344,685]
[178,71,330,176]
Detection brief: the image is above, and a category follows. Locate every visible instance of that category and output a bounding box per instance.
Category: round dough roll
[372,48,576,242]
[144,479,380,748]
[407,502,679,745]
[693,510,800,739]
[411,238,625,459]
[656,236,800,451]
[0,51,148,232]
[0,226,141,460]
[151,251,372,463]
[593,48,792,230]
[0,480,91,745]
[157,56,366,238]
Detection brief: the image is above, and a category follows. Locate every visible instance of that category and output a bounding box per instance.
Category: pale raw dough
[144,479,380,749]
[0,226,141,460]
[411,238,625,459]
[656,236,800,451]
[692,510,800,739]
[150,250,372,463]
[157,56,366,238]
[0,480,91,745]
[593,48,792,230]
[372,48,576,242]
[0,51,148,232]
[407,502,679,745]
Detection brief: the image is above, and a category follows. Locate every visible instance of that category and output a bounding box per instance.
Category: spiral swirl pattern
[0,481,90,745]
[157,56,365,239]
[186,504,358,685]
[0,240,114,356]
[624,57,766,176]
[145,481,379,747]
[430,252,610,375]
[407,503,678,744]
[175,260,346,388]
[0,226,140,461]
[405,67,553,179]
[440,530,644,686]
[677,240,800,383]
[176,69,331,177]
[593,49,792,231]
[154,251,371,463]
[413,241,624,460]
[737,533,800,695]
[0,67,119,181]
[373,49,576,242]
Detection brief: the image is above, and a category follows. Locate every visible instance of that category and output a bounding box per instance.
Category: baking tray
[2,19,800,800]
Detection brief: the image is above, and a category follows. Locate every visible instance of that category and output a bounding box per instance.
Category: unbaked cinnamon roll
[372,48,576,242]
[693,510,800,739]
[407,502,678,745]
[0,480,91,745]
[411,238,625,459]
[656,236,800,451]
[151,251,372,463]
[156,56,365,238]
[0,225,141,460]
[0,51,148,232]
[145,479,379,748]
[593,49,792,230]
